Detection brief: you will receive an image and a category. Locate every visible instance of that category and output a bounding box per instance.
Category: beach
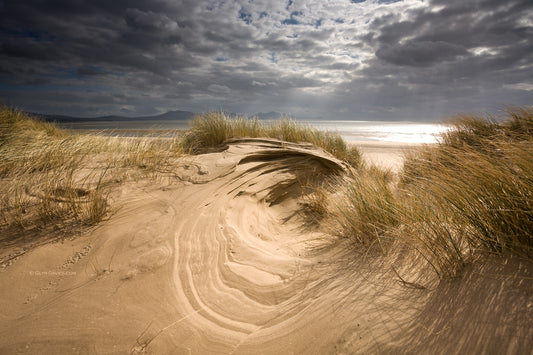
[349,140,421,172]
[2,0,531,350]
[1,132,532,354]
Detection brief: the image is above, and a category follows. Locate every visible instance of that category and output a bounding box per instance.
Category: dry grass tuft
[322,107,533,278]
[0,106,183,238]
[329,167,399,248]
[398,107,533,276]
[4,105,531,279]
[182,111,361,167]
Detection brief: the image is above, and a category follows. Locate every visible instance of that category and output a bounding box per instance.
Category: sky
[0,0,532,120]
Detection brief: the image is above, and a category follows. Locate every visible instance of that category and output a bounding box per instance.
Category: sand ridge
[0,138,353,353]
[0,138,532,354]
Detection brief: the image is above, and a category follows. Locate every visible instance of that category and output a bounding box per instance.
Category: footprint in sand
[122,226,171,280]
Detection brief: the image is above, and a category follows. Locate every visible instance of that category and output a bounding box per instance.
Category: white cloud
[207,84,231,94]
[503,83,533,91]
[252,80,267,86]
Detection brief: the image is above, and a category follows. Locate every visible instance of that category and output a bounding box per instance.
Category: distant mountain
[31,110,301,123]
[32,110,196,122]
[152,110,196,121]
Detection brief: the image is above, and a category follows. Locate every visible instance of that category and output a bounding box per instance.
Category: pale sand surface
[1,138,532,354]
[347,140,423,172]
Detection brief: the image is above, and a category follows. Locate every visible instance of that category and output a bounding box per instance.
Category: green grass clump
[183,111,361,167]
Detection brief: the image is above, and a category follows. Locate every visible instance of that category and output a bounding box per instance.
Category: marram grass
[3,105,532,279]
[325,107,533,278]
[398,108,533,276]
[0,106,182,233]
[183,111,362,167]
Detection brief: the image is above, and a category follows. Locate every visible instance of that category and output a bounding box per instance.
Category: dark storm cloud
[359,0,533,117]
[1,39,63,61]
[77,67,108,77]
[0,0,196,74]
[0,0,531,119]
[376,40,468,67]
[373,0,533,68]
[124,8,178,32]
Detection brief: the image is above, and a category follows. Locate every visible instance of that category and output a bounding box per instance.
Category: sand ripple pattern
[3,138,530,354]
[169,139,346,352]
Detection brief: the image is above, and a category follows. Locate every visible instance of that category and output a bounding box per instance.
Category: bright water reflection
[57,119,450,143]
[304,121,450,143]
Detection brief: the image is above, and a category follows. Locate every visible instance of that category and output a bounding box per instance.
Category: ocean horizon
[56,119,450,144]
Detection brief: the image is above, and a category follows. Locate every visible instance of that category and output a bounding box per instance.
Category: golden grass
[0,106,183,235]
[325,107,533,278]
[3,105,531,279]
[182,111,361,167]
[1,108,356,235]
[398,108,533,276]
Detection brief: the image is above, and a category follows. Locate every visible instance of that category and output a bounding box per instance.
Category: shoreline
[348,140,427,172]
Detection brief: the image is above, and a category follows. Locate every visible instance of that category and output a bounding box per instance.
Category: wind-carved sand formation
[1,138,355,353]
[1,138,532,354]
[164,138,350,352]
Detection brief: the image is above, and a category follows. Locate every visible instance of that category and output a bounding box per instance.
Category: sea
[56,119,450,144]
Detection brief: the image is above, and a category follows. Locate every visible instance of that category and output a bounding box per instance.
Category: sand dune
[1,139,532,354]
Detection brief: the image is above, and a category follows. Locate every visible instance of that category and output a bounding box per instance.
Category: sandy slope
[1,139,532,354]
